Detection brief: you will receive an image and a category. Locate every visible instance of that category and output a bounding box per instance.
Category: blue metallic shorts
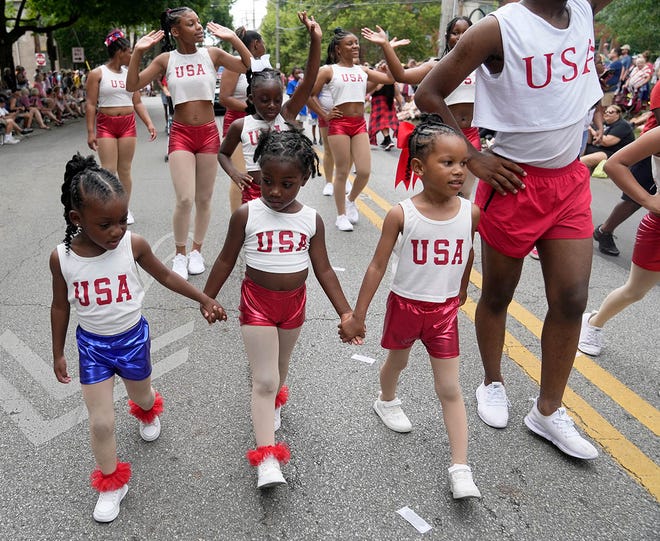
[76,316,152,385]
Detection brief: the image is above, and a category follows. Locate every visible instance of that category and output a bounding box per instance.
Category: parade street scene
[0,1,658,539]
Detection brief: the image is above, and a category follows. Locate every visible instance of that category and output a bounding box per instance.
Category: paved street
[0,97,658,540]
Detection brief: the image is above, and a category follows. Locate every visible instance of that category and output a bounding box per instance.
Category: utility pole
[275,0,280,69]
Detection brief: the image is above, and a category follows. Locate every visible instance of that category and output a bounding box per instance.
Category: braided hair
[160,7,194,52]
[245,67,283,115]
[60,153,125,253]
[325,27,355,65]
[104,29,130,59]
[254,129,319,180]
[404,114,460,180]
[443,16,472,56]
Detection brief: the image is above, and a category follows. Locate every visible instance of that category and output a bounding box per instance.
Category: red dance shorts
[318,115,329,129]
[462,126,482,151]
[474,159,592,258]
[328,115,367,137]
[222,109,247,137]
[241,178,262,203]
[632,212,660,271]
[96,112,137,139]
[381,292,461,359]
[168,120,220,155]
[239,276,306,329]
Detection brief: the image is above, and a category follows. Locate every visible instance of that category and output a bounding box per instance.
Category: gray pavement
[0,97,658,540]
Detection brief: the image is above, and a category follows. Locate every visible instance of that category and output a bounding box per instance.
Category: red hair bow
[395,121,421,190]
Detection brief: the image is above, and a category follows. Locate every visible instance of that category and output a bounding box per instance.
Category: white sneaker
[476,382,509,428]
[373,393,412,432]
[93,484,128,522]
[578,311,604,356]
[448,464,481,499]
[172,254,188,280]
[257,456,287,488]
[335,214,354,231]
[345,198,359,224]
[345,181,352,194]
[274,406,282,432]
[322,182,334,196]
[524,399,598,459]
[4,134,20,145]
[187,250,205,275]
[126,210,135,225]
[139,416,161,442]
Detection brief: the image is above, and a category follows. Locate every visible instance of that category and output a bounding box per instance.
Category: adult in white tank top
[415,0,614,462]
[127,8,251,281]
[362,16,480,199]
[85,29,157,225]
[308,28,396,232]
[220,27,270,213]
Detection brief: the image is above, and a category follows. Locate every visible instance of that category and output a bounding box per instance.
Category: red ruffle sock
[90,461,131,492]
[128,391,163,423]
[275,386,288,408]
[246,442,291,466]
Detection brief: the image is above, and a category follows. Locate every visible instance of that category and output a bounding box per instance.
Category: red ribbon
[395,121,421,190]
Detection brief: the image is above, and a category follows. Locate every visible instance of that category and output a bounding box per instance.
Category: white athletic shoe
[172,254,188,280]
[335,214,354,231]
[187,250,205,275]
[322,182,334,196]
[93,484,128,522]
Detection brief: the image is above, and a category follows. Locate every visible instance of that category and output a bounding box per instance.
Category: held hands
[469,150,526,196]
[134,30,164,53]
[207,22,236,41]
[338,313,366,345]
[200,296,227,324]
[54,355,71,384]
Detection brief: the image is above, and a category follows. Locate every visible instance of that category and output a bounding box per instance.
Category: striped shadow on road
[341,172,660,503]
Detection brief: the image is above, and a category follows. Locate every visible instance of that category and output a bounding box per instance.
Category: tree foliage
[596,0,660,56]
[259,0,441,75]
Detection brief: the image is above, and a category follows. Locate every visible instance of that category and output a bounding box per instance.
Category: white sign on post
[72,47,85,63]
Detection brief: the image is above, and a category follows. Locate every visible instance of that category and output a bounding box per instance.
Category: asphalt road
[0,98,658,540]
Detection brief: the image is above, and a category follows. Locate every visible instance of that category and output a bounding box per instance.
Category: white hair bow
[251,54,273,73]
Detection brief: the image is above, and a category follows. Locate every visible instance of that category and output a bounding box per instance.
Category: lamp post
[275,0,280,69]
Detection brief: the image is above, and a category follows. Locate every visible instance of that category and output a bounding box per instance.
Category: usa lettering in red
[174,64,207,78]
[523,38,595,89]
[247,125,282,146]
[340,73,365,83]
[110,80,126,89]
[410,239,464,265]
[256,231,309,252]
[73,274,132,306]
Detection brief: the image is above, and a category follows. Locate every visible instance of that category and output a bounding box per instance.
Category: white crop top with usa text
[166,48,216,106]
[241,114,290,172]
[445,70,476,107]
[56,231,145,335]
[473,0,602,167]
[391,197,472,303]
[97,65,134,108]
[328,65,367,106]
[243,198,317,273]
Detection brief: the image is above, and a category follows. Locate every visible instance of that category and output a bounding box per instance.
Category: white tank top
[244,198,317,273]
[166,48,216,106]
[97,65,133,108]
[473,0,601,133]
[328,65,367,106]
[56,231,144,335]
[391,197,472,303]
[232,73,248,100]
[445,70,476,107]
[241,114,289,172]
[317,83,334,111]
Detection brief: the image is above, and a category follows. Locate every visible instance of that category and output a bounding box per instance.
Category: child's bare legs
[116,137,137,201]
[82,378,118,474]
[379,348,411,401]
[123,377,156,413]
[430,356,468,465]
[241,325,301,446]
[589,264,659,328]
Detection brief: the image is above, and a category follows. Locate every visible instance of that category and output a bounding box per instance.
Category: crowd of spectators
[0,65,86,145]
